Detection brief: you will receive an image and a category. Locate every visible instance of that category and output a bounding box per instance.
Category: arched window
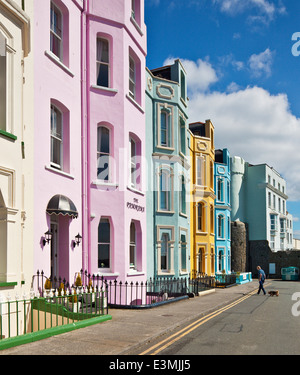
[97,126,110,181]
[98,218,110,269]
[50,100,70,172]
[129,221,136,269]
[96,38,110,87]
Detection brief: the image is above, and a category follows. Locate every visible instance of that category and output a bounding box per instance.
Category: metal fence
[0,288,108,342]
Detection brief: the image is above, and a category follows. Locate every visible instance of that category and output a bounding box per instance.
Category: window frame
[157,103,174,149]
[97,125,111,182]
[96,37,110,88]
[50,104,63,170]
[98,217,111,270]
[50,1,63,60]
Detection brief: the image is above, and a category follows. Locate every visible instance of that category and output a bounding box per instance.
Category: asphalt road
[134,280,300,355]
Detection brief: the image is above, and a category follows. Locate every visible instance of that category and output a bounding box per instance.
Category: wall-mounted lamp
[43,230,52,246]
[74,233,82,247]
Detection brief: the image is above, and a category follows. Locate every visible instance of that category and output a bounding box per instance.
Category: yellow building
[188,120,216,277]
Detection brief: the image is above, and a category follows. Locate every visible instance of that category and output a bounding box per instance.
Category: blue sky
[145,0,300,239]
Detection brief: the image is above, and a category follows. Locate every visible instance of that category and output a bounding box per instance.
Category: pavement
[0,280,260,356]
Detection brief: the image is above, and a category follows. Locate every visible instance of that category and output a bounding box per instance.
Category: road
[134,280,300,355]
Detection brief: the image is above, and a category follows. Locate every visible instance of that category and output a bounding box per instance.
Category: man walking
[257,266,266,295]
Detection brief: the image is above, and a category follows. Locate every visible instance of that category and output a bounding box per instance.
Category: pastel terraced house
[84,0,148,285]
[145,59,190,280]
[214,148,231,274]
[189,120,216,277]
[0,0,33,297]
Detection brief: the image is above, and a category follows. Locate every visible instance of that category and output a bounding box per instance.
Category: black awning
[46,194,78,218]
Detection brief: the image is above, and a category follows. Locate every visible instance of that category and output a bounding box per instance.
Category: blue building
[214,149,231,274]
[145,59,190,279]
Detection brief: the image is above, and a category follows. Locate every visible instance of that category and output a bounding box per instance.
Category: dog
[268,290,279,297]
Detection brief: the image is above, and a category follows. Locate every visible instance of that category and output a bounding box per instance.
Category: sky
[145,0,300,239]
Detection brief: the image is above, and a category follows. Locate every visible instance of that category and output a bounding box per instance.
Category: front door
[50,220,58,279]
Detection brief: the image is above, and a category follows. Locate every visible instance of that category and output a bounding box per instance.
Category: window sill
[157,210,175,215]
[130,16,143,36]
[127,185,144,196]
[126,94,144,113]
[156,145,175,152]
[127,270,145,276]
[92,180,119,189]
[91,85,118,94]
[45,50,74,77]
[0,129,17,141]
[157,271,175,276]
[179,212,188,218]
[94,271,120,277]
[45,165,75,180]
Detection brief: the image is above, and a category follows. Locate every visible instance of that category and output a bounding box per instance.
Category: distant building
[189,120,216,277]
[230,156,293,252]
[145,59,190,279]
[214,149,231,274]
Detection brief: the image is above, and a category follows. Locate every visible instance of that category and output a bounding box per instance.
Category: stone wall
[231,220,249,273]
[248,240,300,278]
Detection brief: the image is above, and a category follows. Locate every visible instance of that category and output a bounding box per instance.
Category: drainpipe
[81,0,88,273]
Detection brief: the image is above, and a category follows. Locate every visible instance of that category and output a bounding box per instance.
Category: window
[161,233,169,271]
[180,234,187,272]
[97,126,110,181]
[129,221,136,269]
[129,56,136,99]
[50,2,62,60]
[217,177,224,201]
[180,70,186,101]
[158,105,173,148]
[131,0,141,26]
[130,138,137,188]
[179,116,186,154]
[179,175,186,214]
[197,202,205,232]
[97,38,109,87]
[51,104,63,169]
[131,0,136,19]
[217,215,224,238]
[160,170,170,211]
[270,214,277,231]
[268,192,271,207]
[196,155,205,186]
[0,33,6,131]
[98,218,110,269]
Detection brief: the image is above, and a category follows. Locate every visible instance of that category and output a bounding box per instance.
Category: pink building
[33,0,147,288]
[83,0,147,283]
[33,0,83,286]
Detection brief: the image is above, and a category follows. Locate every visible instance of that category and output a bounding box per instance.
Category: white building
[0,0,33,298]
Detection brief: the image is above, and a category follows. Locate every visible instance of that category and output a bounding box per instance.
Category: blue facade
[214,149,231,274]
[145,60,190,279]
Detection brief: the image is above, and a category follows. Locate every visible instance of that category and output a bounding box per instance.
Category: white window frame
[96,37,110,88]
[129,221,136,270]
[196,155,205,186]
[97,126,110,182]
[50,2,63,60]
[50,104,63,170]
[157,103,174,149]
[98,217,111,270]
[129,56,136,100]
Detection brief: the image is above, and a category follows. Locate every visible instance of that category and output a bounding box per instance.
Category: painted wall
[0,0,33,297]
[33,0,83,285]
[85,0,147,283]
[214,148,231,274]
[145,59,190,279]
[189,120,215,277]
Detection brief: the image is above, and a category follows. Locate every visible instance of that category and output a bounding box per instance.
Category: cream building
[0,0,33,298]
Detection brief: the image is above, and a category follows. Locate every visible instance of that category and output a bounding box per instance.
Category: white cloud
[248,48,274,77]
[213,0,286,25]
[172,57,300,201]
[163,57,218,93]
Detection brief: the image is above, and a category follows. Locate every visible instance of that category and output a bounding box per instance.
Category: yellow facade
[189,120,216,277]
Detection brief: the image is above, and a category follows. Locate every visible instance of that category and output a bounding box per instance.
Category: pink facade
[33,0,147,286]
[84,0,147,282]
[34,0,83,285]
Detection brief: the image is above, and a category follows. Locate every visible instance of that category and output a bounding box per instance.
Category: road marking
[139,288,259,355]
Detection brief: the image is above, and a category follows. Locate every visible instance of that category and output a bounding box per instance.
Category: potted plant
[44,278,52,298]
